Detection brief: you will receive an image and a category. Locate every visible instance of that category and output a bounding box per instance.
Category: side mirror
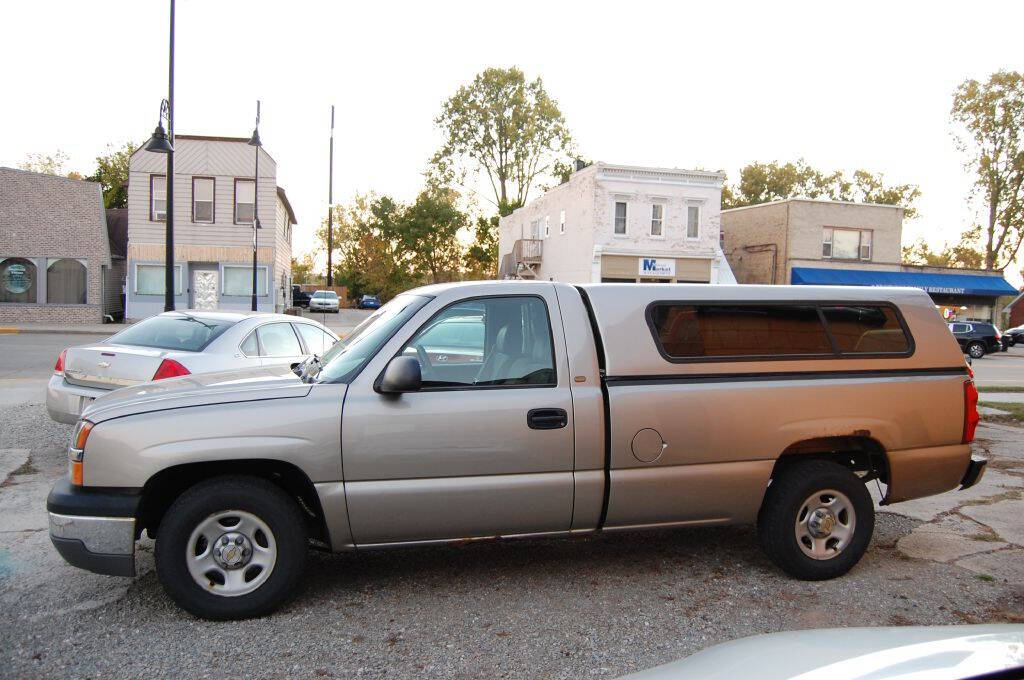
[378,356,421,394]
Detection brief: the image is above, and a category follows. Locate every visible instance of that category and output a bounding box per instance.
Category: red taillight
[54,349,67,375]
[152,358,191,381]
[962,379,980,444]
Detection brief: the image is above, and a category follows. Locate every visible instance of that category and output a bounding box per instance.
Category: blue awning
[791,267,1019,297]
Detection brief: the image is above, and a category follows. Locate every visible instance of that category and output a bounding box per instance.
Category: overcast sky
[2,0,1022,277]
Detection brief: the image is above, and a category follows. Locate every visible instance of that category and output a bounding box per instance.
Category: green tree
[432,67,574,213]
[465,215,500,279]
[902,231,984,269]
[290,254,319,284]
[391,188,468,284]
[723,159,920,217]
[18,150,74,177]
[952,70,1024,270]
[86,142,134,209]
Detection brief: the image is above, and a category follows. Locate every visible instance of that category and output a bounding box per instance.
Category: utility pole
[164,0,175,312]
[327,105,334,287]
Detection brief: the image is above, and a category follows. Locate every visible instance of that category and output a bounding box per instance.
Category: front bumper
[47,478,141,577]
[45,375,108,424]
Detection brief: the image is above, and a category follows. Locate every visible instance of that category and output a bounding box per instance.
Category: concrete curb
[0,327,115,335]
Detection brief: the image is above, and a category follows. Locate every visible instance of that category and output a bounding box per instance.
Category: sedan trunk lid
[63,344,170,390]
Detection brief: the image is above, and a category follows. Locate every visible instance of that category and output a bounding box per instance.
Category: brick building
[0,167,121,324]
[722,199,1017,323]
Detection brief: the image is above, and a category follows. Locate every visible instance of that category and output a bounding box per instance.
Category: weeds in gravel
[976,574,996,582]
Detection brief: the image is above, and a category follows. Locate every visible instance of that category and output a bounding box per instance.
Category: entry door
[341,294,575,545]
[191,270,218,311]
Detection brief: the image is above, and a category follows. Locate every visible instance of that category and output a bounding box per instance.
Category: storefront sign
[639,258,675,278]
[3,263,30,294]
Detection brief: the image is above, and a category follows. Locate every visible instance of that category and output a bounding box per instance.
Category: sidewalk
[0,322,121,335]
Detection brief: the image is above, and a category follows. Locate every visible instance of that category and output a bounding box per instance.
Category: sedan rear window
[107,314,235,352]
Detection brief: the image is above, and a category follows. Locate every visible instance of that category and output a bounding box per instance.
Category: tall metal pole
[326,105,334,287]
[251,100,261,312]
[164,0,175,312]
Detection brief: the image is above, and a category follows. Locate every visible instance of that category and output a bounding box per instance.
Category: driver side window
[401,296,556,388]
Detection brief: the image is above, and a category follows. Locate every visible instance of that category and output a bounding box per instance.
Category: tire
[757,460,874,580]
[155,476,308,620]
[967,342,986,359]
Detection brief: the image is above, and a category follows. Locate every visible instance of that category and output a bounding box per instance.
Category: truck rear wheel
[757,460,874,580]
[154,476,307,620]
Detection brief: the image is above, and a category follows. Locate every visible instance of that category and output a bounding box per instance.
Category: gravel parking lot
[1,336,1023,678]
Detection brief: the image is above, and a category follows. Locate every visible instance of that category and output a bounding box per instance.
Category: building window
[823,227,872,261]
[235,179,256,224]
[135,264,182,295]
[192,177,215,223]
[46,258,87,304]
[223,264,268,296]
[559,210,566,234]
[0,257,37,303]
[686,205,700,239]
[650,203,664,236]
[544,215,551,238]
[614,201,627,235]
[150,175,166,221]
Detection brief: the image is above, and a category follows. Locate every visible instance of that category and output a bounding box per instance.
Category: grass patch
[979,401,1024,423]
[11,459,36,476]
[976,574,996,583]
[969,532,1003,542]
[977,386,1024,393]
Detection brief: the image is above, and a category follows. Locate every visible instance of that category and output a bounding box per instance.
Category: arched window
[0,257,37,303]
[46,258,87,304]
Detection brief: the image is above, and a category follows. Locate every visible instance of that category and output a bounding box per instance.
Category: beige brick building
[721,199,1016,322]
[0,167,119,324]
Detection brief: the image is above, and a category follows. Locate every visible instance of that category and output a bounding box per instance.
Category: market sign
[639,258,675,278]
[3,263,30,294]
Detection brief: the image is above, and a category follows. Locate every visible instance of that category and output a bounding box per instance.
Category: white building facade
[125,135,296,320]
[498,163,735,284]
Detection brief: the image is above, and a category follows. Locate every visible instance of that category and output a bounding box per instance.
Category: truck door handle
[527,408,568,430]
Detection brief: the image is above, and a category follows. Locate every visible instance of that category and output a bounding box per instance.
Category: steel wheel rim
[185,509,277,597]
[794,488,856,561]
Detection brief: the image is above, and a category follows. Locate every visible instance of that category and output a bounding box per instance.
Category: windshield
[107,313,236,351]
[313,291,337,299]
[312,294,429,383]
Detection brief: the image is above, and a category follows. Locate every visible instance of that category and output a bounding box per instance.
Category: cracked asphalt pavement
[1,334,1023,678]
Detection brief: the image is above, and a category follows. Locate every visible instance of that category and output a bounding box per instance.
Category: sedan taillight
[54,349,67,375]
[152,358,191,381]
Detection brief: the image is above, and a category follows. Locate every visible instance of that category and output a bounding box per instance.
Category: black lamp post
[247,101,262,312]
[144,0,175,312]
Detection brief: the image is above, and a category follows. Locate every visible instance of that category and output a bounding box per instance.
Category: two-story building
[722,199,1017,322]
[498,163,735,284]
[125,135,296,320]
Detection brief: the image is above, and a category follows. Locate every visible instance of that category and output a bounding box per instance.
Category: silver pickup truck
[47,281,985,619]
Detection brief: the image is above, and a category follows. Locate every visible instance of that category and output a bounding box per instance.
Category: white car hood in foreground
[621,625,1024,680]
[81,365,312,423]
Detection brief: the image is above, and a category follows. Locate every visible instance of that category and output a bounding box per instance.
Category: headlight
[68,420,93,485]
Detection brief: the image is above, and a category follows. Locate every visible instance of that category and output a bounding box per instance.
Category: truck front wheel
[757,460,874,580]
[154,476,308,620]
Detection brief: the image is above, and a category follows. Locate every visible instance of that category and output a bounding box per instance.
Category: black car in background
[1004,324,1024,345]
[948,321,1003,358]
[291,285,312,308]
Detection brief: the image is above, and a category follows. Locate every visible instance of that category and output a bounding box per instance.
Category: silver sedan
[46,311,338,424]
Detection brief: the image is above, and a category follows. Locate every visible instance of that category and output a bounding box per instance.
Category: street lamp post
[143,0,175,312]
[247,101,262,312]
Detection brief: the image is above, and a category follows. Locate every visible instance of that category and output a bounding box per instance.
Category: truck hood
[81,365,313,423]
